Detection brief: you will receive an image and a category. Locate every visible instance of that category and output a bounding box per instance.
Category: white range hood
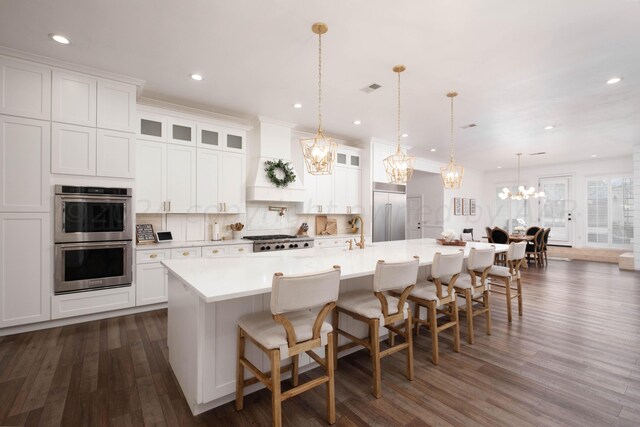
[246,117,306,202]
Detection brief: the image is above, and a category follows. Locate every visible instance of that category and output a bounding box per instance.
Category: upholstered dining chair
[526,228,545,267]
[333,257,418,398]
[462,228,475,241]
[485,227,494,243]
[236,266,341,426]
[490,227,509,264]
[454,247,496,344]
[406,251,464,365]
[488,242,527,322]
[542,228,551,265]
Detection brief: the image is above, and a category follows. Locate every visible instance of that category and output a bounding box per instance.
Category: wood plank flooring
[1,260,639,426]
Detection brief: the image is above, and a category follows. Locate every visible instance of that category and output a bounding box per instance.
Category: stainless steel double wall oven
[54,185,133,294]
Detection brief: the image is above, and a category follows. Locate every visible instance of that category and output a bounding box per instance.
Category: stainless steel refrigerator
[372,182,406,242]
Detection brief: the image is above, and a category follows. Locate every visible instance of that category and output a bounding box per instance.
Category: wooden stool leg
[414,304,421,336]
[235,326,245,411]
[370,318,382,398]
[451,298,460,353]
[270,349,282,427]
[388,330,395,347]
[504,277,512,322]
[465,289,474,344]
[484,289,492,335]
[428,302,439,365]
[326,332,336,425]
[291,355,299,387]
[405,309,414,381]
[331,309,339,369]
[517,276,523,317]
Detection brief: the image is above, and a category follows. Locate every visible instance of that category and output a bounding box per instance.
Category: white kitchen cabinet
[51,286,135,320]
[51,122,96,176]
[168,117,197,146]
[51,70,97,127]
[0,213,51,328]
[302,169,334,213]
[197,123,223,150]
[97,80,136,132]
[136,262,168,306]
[166,145,197,213]
[223,128,246,153]
[138,111,168,142]
[96,129,135,178]
[0,115,50,212]
[220,151,245,213]
[136,140,166,213]
[334,167,362,214]
[196,149,222,213]
[0,56,51,120]
[171,247,202,259]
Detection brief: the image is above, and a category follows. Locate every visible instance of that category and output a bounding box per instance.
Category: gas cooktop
[243,235,314,252]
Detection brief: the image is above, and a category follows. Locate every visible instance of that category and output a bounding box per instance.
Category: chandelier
[384,65,415,184]
[440,92,464,189]
[498,153,546,200]
[300,22,337,175]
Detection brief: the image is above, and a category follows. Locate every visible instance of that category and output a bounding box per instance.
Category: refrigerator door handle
[386,203,392,241]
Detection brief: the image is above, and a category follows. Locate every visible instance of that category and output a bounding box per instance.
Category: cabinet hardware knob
[183,251,189,256]
[212,250,218,254]
[150,254,158,259]
[238,248,244,252]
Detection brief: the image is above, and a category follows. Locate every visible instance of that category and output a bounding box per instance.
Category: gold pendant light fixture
[384,65,415,184]
[498,153,546,200]
[440,92,464,189]
[300,22,337,175]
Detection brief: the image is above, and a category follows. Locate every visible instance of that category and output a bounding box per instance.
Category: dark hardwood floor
[1,260,640,426]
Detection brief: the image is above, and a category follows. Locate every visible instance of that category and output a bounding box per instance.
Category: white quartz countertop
[136,239,250,250]
[162,239,508,303]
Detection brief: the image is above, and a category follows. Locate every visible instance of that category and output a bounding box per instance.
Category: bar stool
[408,251,463,365]
[488,242,527,322]
[454,247,496,344]
[236,266,341,427]
[332,257,419,399]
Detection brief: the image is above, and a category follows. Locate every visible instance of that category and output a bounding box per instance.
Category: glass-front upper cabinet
[336,147,361,169]
[168,118,197,146]
[197,123,223,150]
[224,128,245,153]
[138,112,168,142]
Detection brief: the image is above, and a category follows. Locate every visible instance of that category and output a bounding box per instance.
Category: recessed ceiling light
[497,166,502,169]
[353,120,361,125]
[544,125,555,130]
[190,74,203,81]
[401,133,408,138]
[430,148,436,152]
[293,103,302,109]
[606,77,622,85]
[50,34,70,44]
[590,154,598,158]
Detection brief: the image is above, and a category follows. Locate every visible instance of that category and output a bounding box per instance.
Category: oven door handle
[61,202,66,232]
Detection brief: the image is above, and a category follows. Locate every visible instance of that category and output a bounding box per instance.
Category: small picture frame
[462,198,470,216]
[155,231,173,242]
[453,198,462,216]
[136,224,156,244]
[470,199,477,216]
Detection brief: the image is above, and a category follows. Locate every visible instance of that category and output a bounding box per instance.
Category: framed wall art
[453,197,462,216]
[462,198,470,216]
[470,198,477,216]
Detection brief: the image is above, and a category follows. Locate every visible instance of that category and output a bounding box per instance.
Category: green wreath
[264,159,296,188]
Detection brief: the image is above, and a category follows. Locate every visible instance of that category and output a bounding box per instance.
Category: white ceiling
[0,0,639,170]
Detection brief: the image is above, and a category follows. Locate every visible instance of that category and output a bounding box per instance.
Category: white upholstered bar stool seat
[238,310,333,359]
[236,266,342,427]
[336,291,408,322]
[333,257,419,399]
[407,251,463,365]
[488,242,527,322]
[454,247,496,344]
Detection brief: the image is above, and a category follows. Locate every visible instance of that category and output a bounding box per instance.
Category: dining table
[508,234,534,243]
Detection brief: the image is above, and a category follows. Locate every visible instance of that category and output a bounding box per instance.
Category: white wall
[442,167,488,239]
[483,155,632,248]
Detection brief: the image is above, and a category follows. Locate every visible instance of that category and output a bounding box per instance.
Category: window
[586,176,633,247]
[495,185,529,232]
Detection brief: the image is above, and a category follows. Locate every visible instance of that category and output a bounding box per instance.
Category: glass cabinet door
[224,129,245,152]
[168,118,196,146]
[138,112,168,142]
[197,123,223,150]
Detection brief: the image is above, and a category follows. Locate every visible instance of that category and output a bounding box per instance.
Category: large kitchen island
[162,238,508,415]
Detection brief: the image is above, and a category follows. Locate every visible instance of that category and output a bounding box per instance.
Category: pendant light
[383,65,415,184]
[440,92,464,189]
[300,22,337,175]
[498,153,546,200]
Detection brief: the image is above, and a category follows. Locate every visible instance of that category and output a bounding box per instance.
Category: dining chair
[491,227,509,264]
[485,227,494,243]
[236,266,341,426]
[542,228,551,265]
[333,257,418,398]
[407,251,463,365]
[526,228,545,267]
[525,226,541,249]
[488,242,527,322]
[462,228,475,241]
[454,247,496,344]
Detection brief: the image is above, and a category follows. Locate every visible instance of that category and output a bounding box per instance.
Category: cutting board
[315,216,337,235]
[315,215,327,235]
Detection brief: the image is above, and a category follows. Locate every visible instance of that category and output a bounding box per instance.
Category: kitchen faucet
[351,215,366,249]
